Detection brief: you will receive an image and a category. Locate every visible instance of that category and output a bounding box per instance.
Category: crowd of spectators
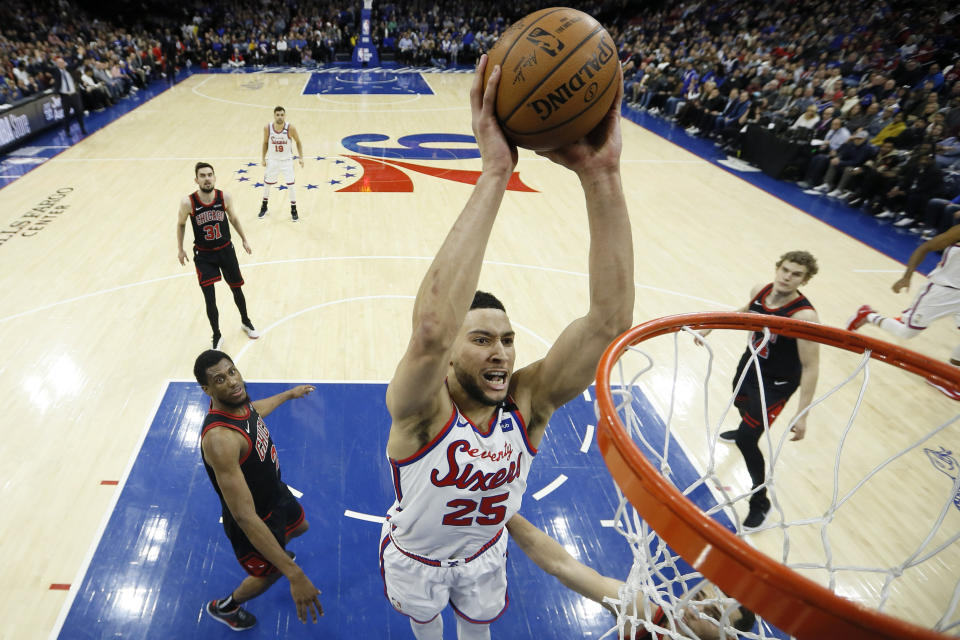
[0,0,631,111]
[2,0,959,239]
[618,0,960,238]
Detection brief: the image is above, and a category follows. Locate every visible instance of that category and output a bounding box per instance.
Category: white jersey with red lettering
[266,122,293,161]
[385,394,537,562]
[928,244,960,289]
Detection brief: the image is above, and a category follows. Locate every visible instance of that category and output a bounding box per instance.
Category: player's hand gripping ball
[482,7,619,151]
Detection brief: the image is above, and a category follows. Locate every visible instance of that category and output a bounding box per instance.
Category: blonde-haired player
[260,106,304,221]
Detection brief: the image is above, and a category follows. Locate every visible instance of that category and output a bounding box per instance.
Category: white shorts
[264,158,295,184]
[379,526,509,624]
[901,282,960,329]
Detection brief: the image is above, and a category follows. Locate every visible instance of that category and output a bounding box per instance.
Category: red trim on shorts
[194,240,232,252]
[284,503,306,535]
[228,279,244,288]
[378,534,442,625]
[450,589,509,624]
[389,528,503,568]
[198,272,221,287]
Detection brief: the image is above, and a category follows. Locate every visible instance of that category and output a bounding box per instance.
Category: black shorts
[222,485,305,577]
[732,367,798,430]
[194,243,244,288]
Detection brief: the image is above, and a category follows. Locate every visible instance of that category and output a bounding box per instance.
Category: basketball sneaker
[718,430,738,443]
[213,334,224,350]
[846,305,875,331]
[205,599,257,631]
[742,496,771,532]
[291,205,299,222]
[258,201,268,218]
[241,321,260,339]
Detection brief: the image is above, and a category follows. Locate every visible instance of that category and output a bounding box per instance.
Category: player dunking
[259,106,304,221]
[379,56,633,640]
[698,251,821,531]
[847,223,960,395]
[177,162,260,349]
[194,349,322,630]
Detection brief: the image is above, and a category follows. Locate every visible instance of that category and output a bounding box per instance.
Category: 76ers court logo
[236,133,538,195]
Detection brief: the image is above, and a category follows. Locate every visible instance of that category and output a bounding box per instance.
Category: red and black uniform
[188,190,243,288]
[201,402,304,576]
[731,283,814,505]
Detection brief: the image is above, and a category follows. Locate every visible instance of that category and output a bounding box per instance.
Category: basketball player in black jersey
[194,349,323,630]
[698,251,820,531]
[177,162,260,349]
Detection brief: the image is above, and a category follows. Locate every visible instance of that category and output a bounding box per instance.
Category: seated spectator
[891,115,932,150]
[850,140,904,210]
[78,64,111,110]
[920,192,960,238]
[871,110,907,145]
[935,133,960,167]
[806,128,873,193]
[792,103,821,130]
[680,82,723,134]
[875,146,944,227]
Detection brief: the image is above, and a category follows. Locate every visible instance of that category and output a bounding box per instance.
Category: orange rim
[595,312,957,640]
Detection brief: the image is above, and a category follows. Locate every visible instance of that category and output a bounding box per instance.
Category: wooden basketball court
[1,69,957,639]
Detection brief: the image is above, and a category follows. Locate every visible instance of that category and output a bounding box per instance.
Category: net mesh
[595,316,960,640]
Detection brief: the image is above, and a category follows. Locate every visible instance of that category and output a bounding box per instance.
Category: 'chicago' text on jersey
[193,208,225,225]
[254,415,279,471]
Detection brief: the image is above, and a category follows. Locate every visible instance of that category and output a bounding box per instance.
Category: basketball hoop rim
[595,312,956,640]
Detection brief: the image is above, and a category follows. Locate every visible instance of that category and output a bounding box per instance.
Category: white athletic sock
[410,616,443,640]
[263,184,272,200]
[877,316,921,339]
[456,617,491,640]
[287,185,296,205]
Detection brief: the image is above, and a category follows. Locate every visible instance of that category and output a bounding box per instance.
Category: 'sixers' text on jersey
[385,396,537,561]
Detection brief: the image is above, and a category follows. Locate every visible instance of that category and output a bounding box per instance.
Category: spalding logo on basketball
[483,7,619,151]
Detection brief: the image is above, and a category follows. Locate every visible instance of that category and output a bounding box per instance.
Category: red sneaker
[846,305,875,331]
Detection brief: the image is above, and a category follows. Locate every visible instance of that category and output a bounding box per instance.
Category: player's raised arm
[177,196,191,265]
[252,385,315,418]
[385,54,516,426]
[892,223,960,293]
[515,70,634,437]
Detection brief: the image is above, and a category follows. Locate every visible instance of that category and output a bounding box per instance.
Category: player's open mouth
[482,371,508,390]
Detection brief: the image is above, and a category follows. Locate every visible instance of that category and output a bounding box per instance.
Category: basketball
[482,7,620,151]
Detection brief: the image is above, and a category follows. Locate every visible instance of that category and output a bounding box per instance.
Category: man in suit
[53,57,86,135]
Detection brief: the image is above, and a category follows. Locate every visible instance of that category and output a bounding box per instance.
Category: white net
[595,316,960,640]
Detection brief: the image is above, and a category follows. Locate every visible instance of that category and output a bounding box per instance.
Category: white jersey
[385,395,537,562]
[266,122,293,162]
[929,244,960,289]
